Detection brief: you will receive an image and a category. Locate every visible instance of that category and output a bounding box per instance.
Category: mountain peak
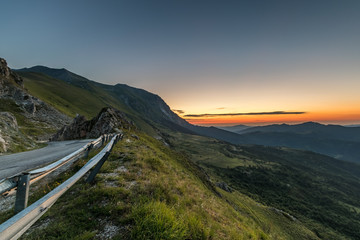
[16,65,90,87]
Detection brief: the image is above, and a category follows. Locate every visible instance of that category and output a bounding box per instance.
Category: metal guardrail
[0,134,121,240]
[0,134,110,196]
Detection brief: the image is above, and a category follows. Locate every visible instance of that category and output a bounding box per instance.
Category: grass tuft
[131,201,187,240]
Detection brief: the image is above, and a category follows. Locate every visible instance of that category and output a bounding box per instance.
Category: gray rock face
[0,57,71,152]
[0,58,23,94]
[0,112,18,129]
[0,112,22,153]
[0,58,10,78]
[0,134,5,152]
[0,57,71,128]
[51,107,132,141]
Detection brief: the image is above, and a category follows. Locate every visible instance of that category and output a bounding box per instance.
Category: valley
[167,131,360,239]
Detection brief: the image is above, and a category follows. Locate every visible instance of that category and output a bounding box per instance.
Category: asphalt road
[0,139,94,180]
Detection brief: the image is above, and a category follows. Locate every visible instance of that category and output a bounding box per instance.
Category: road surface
[0,139,94,180]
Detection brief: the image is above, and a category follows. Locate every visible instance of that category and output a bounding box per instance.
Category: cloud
[172,109,185,114]
[184,111,306,118]
[216,107,226,110]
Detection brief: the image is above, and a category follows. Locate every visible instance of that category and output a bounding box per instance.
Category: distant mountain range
[217,124,250,132]
[238,122,360,140]
[214,122,360,163]
[344,124,360,127]
[14,66,360,163]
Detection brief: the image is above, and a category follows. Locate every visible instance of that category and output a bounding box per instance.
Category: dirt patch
[96,219,120,240]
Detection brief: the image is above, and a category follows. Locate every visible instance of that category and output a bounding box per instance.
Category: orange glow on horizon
[182,111,360,126]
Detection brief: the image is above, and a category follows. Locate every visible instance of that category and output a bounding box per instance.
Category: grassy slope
[21,72,119,119]
[20,72,157,136]
[0,130,317,239]
[167,132,360,239]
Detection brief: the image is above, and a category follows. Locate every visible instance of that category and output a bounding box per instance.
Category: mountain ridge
[16,65,360,163]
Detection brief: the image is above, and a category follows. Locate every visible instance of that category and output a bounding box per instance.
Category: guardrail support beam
[14,173,30,213]
[86,152,110,183]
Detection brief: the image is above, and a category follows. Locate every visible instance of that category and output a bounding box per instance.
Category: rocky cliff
[0,57,71,153]
[0,58,70,128]
[51,107,132,141]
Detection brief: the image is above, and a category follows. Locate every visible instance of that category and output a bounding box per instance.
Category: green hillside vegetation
[19,71,157,136]
[0,129,318,239]
[20,71,126,119]
[167,131,360,239]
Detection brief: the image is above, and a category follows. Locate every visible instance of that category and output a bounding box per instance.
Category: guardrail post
[84,143,93,158]
[14,173,30,213]
[86,152,110,183]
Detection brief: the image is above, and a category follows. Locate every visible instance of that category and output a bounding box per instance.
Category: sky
[1,0,360,126]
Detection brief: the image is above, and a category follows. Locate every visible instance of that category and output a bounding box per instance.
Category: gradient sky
[1,0,360,126]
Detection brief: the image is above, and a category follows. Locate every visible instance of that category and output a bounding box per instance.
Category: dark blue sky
[1,0,360,124]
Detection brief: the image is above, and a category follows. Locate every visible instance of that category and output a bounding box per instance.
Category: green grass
[167,131,360,240]
[131,201,187,240]
[21,72,113,119]
[168,132,258,168]
[20,71,158,136]
[15,129,319,239]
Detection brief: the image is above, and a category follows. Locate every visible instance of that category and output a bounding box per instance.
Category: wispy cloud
[172,109,185,114]
[216,107,226,110]
[184,111,306,118]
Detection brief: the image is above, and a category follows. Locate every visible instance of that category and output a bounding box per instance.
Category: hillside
[1,128,318,239]
[17,68,193,136]
[17,66,254,141]
[240,122,360,142]
[167,131,360,239]
[225,122,360,163]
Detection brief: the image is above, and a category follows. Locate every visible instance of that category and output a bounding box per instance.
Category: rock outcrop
[0,57,72,153]
[0,58,71,129]
[0,112,18,152]
[0,111,37,153]
[51,107,132,141]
